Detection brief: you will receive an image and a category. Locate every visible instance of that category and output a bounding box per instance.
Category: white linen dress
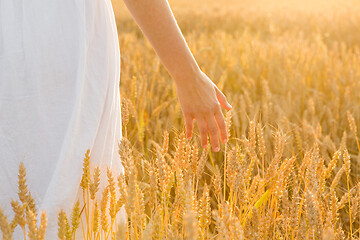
[0,0,126,239]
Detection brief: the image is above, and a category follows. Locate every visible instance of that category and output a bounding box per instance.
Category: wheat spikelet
[121,97,130,127]
[304,153,319,193]
[264,131,286,182]
[107,168,118,220]
[148,165,157,209]
[198,184,210,235]
[190,143,199,177]
[184,142,192,174]
[257,122,266,162]
[249,121,256,152]
[135,184,146,235]
[118,138,134,180]
[0,207,12,240]
[226,146,245,193]
[343,148,351,176]
[173,132,187,171]
[244,146,257,189]
[225,110,232,139]
[350,193,359,224]
[117,174,128,211]
[70,200,80,234]
[80,149,91,191]
[274,157,295,201]
[100,185,110,234]
[324,150,341,179]
[225,147,237,191]
[26,192,37,218]
[93,200,100,235]
[211,166,222,200]
[347,111,357,135]
[214,202,244,239]
[162,130,169,156]
[330,167,345,191]
[150,205,162,239]
[183,187,198,240]
[289,177,300,233]
[195,148,208,179]
[17,162,28,205]
[259,214,271,239]
[304,189,321,238]
[340,131,347,153]
[155,148,172,193]
[10,199,25,230]
[171,184,184,236]
[26,208,37,240]
[126,165,137,216]
[244,206,259,239]
[37,211,47,240]
[90,166,101,200]
[273,130,285,159]
[57,210,71,240]
[248,174,260,200]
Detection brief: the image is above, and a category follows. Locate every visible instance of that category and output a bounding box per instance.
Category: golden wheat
[1,0,360,239]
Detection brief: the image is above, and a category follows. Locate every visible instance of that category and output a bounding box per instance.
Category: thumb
[215,86,232,110]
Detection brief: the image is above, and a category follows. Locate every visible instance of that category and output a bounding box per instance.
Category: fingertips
[206,116,220,152]
[214,110,228,144]
[185,115,194,139]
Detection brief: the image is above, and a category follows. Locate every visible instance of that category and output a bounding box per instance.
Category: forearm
[122,0,200,83]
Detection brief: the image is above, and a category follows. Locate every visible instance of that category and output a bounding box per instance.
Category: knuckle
[199,105,218,115]
[199,108,211,115]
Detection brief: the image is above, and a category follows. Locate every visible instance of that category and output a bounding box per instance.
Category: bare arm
[122,0,232,151]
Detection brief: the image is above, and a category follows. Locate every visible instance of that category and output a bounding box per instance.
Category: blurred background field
[112,0,360,149]
[111,0,360,238]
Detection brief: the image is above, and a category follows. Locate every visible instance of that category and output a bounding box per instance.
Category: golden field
[1,0,360,239]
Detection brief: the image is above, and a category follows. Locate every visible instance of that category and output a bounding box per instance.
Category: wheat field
[1,0,360,239]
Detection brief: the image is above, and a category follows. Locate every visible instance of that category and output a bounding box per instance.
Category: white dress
[0,0,125,239]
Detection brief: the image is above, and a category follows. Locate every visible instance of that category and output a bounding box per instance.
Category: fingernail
[214,147,220,152]
[224,138,228,143]
[227,103,232,109]
[202,144,207,149]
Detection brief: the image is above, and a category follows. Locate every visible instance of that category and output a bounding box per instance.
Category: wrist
[171,62,201,86]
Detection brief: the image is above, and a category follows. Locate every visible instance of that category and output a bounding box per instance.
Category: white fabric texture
[0,0,125,239]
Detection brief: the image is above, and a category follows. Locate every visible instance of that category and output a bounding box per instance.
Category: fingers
[214,110,228,143]
[196,117,209,148]
[215,87,232,110]
[185,115,194,139]
[205,115,220,152]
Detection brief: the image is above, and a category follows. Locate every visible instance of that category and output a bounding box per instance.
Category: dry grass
[1,0,360,239]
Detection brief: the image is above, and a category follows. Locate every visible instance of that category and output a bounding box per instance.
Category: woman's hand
[122,0,231,152]
[175,70,232,152]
